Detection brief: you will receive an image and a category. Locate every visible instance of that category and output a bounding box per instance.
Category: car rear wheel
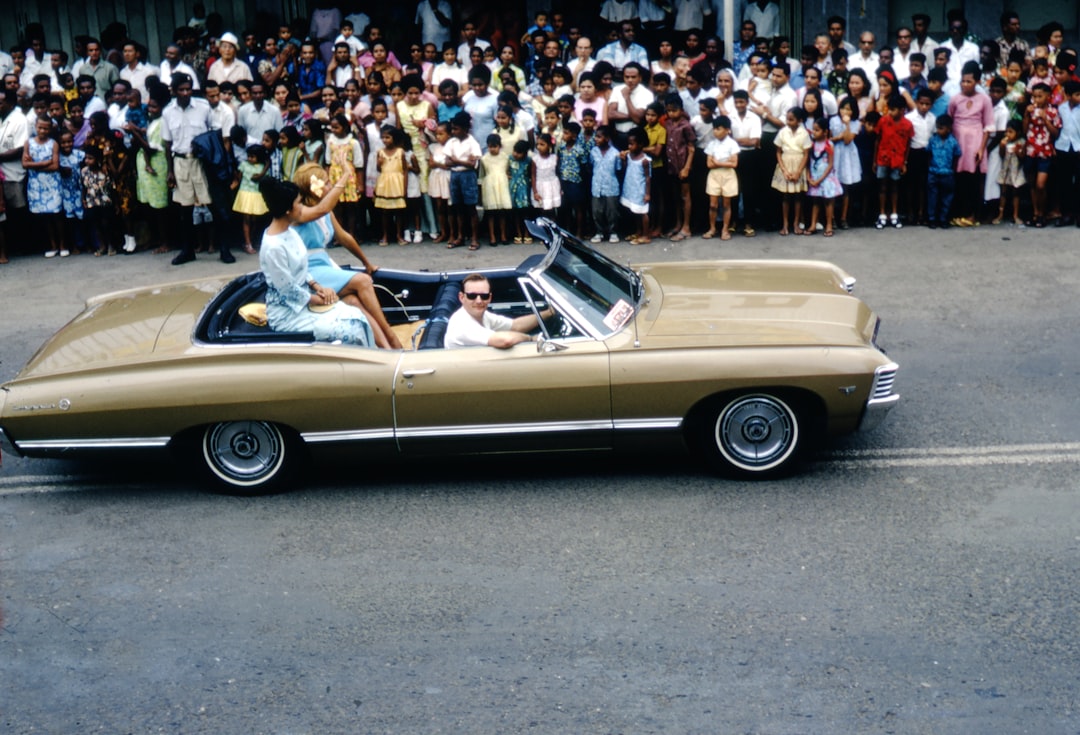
[701,394,801,477]
[201,421,295,494]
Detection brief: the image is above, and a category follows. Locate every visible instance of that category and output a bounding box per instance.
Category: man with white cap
[208,32,253,85]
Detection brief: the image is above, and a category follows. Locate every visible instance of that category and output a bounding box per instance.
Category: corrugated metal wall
[0,0,305,65]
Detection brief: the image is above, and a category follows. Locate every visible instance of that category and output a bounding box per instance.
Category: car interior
[196,254,548,350]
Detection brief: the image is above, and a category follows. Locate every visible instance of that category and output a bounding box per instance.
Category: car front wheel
[702,394,801,477]
[201,421,295,494]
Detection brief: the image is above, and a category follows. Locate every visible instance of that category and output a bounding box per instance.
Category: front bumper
[858,362,899,432]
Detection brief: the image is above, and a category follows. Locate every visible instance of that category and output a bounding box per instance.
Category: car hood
[636,260,877,348]
[12,279,225,380]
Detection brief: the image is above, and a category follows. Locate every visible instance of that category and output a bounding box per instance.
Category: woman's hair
[246,143,268,162]
[401,73,425,93]
[960,60,981,79]
[331,113,351,133]
[535,132,553,148]
[847,68,871,98]
[280,125,302,148]
[496,104,516,133]
[293,161,328,204]
[802,88,823,110]
[258,176,300,217]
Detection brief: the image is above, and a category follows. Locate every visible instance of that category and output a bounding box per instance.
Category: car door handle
[401,369,436,378]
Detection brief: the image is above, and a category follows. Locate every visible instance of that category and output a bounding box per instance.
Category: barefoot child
[806,115,842,236]
[771,107,811,235]
[994,119,1027,225]
[233,144,269,253]
[619,127,652,243]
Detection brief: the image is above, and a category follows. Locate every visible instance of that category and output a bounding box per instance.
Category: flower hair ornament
[309,174,326,197]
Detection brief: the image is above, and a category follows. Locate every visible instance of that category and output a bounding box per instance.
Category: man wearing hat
[208,32,253,85]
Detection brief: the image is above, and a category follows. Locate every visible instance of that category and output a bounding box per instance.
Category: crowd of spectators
[0,3,1077,265]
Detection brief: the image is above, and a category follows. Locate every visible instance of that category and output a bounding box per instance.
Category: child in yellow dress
[233,144,269,253]
[375,125,408,245]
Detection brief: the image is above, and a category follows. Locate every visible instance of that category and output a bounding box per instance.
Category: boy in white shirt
[904,88,936,224]
[703,116,741,240]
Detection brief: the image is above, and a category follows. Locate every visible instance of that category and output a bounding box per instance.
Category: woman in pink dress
[946,61,994,225]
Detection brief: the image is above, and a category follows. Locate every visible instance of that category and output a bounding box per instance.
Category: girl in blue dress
[23,118,65,257]
[806,116,843,237]
[619,127,652,244]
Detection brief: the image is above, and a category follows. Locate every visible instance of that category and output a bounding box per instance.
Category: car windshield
[536,225,640,337]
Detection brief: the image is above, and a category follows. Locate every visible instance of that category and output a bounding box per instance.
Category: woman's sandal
[702,230,716,239]
[669,231,689,242]
[823,230,834,237]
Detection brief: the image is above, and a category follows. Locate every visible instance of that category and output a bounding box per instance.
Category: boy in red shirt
[873,95,915,228]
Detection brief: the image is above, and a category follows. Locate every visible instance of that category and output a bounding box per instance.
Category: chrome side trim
[613,417,683,430]
[16,437,172,450]
[397,420,613,439]
[302,428,396,443]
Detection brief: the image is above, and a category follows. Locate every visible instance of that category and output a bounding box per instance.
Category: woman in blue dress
[258,175,375,347]
[290,162,401,349]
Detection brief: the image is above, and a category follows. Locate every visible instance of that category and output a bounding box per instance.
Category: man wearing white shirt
[0,89,29,246]
[608,63,654,135]
[674,0,712,33]
[415,0,453,50]
[596,22,649,72]
[0,50,13,77]
[456,20,491,68]
[892,27,916,81]
[938,18,978,86]
[160,45,201,90]
[119,43,158,98]
[848,32,880,77]
[729,89,762,235]
[910,14,937,57]
[752,60,795,137]
[205,81,235,139]
[743,0,780,40]
[569,37,597,90]
[599,0,638,24]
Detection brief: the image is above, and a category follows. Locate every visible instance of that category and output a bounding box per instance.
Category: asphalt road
[2,224,1079,733]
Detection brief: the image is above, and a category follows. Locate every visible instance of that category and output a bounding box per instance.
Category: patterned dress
[136,117,169,210]
[87,131,133,216]
[508,155,531,210]
[326,134,362,202]
[59,148,86,220]
[260,227,374,346]
[807,140,843,199]
[26,138,62,214]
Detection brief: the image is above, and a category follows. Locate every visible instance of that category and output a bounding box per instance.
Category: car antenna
[629,260,641,349]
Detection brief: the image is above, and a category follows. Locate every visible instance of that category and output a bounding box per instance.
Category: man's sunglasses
[463,292,492,300]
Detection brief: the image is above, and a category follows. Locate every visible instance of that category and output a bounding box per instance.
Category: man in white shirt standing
[848,32,880,77]
[0,89,29,260]
[743,0,780,41]
[415,0,453,50]
[160,44,201,90]
[119,41,158,98]
[444,274,550,348]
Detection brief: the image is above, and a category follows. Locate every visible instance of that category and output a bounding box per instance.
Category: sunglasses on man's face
[464,292,492,300]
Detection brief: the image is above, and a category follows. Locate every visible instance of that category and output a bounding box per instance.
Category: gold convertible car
[0,219,898,493]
